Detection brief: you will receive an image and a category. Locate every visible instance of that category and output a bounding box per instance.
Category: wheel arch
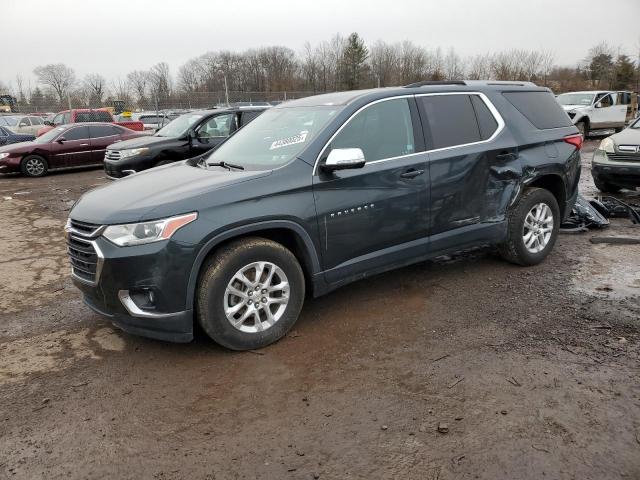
[185,220,321,312]
[523,173,567,218]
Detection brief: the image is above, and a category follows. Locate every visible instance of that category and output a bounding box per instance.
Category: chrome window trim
[313,91,505,175]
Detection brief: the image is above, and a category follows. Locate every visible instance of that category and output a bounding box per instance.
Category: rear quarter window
[502,91,572,129]
[76,111,112,122]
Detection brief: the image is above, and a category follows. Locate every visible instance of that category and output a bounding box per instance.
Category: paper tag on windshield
[270,131,308,150]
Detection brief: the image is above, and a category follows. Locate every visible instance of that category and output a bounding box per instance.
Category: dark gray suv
[66,81,582,350]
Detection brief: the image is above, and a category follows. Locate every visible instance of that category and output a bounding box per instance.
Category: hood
[0,140,37,154]
[107,135,183,151]
[611,127,640,145]
[70,161,271,224]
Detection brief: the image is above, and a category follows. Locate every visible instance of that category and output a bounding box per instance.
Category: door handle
[496,152,518,162]
[400,169,425,179]
[80,143,89,146]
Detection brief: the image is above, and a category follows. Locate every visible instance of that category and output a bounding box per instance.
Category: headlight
[0,153,10,159]
[598,138,615,153]
[119,148,149,159]
[103,212,197,246]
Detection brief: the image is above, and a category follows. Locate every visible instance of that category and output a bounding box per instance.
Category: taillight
[563,133,583,150]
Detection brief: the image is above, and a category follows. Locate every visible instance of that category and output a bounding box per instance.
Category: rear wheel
[196,237,305,351]
[20,155,48,177]
[594,178,621,193]
[498,188,560,266]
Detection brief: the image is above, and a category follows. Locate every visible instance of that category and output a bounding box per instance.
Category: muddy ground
[0,140,639,480]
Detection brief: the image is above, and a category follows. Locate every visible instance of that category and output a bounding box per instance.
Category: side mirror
[321,148,366,172]
[57,137,66,144]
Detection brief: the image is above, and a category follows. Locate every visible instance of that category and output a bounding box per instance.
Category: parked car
[37,109,144,137]
[116,112,173,131]
[591,116,640,192]
[0,115,45,135]
[556,90,635,137]
[0,123,145,177]
[0,126,35,145]
[103,106,267,178]
[67,81,581,350]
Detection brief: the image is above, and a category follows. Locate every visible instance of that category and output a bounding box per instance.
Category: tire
[196,237,305,350]
[20,155,48,177]
[594,178,621,193]
[498,187,560,266]
[576,120,590,138]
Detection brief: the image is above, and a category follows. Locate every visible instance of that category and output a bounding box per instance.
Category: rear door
[417,92,515,254]
[593,93,626,128]
[88,124,122,163]
[59,126,92,167]
[313,97,429,283]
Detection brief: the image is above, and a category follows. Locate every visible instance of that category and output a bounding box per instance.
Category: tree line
[2,34,639,111]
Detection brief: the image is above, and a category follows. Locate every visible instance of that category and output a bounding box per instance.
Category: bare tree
[33,63,76,104]
[127,70,151,104]
[83,73,106,106]
[467,54,492,80]
[444,48,464,80]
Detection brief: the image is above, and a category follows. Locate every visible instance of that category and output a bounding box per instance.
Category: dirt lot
[1,140,639,480]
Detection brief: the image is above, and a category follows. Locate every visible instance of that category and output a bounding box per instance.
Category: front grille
[105,150,121,161]
[66,219,103,285]
[607,152,640,163]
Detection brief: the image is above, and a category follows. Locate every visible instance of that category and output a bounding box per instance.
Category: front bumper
[592,149,640,189]
[104,155,156,178]
[71,236,198,343]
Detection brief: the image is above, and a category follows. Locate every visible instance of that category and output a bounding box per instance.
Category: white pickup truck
[556,90,637,137]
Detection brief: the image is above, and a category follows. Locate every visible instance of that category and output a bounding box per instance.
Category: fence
[14,91,318,114]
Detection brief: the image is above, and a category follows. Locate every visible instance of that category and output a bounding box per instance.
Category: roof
[279,81,546,108]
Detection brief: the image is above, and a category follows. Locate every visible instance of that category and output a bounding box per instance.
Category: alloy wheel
[522,202,554,254]
[25,158,45,176]
[224,261,290,333]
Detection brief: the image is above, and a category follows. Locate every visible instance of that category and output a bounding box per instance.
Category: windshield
[34,126,66,144]
[631,117,640,129]
[0,116,18,126]
[155,112,204,137]
[205,106,341,170]
[557,93,595,106]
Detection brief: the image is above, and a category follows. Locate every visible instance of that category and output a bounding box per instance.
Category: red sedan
[0,123,145,177]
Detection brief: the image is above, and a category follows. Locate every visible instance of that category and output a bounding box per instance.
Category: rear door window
[89,125,119,138]
[331,98,415,162]
[418,95,481,149]
[241,110,262,126]
[502,91,572,129]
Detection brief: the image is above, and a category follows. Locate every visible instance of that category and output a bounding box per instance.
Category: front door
[313,97,429,283]
[192,113,236,155]
[592,93,627,128]
[58,126,92,167]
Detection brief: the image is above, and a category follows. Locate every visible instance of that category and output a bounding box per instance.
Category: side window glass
[53,114,63,125]
[19,117,31,127]
[63,112,72,124]
[196,113,233,138]
[0,128,7,136]
[419,95,480,149]
[64,126,89,141]
[331,98,415,162]
[30,116,43,125]
[241,111,262,125]
[89,125,118,137]
[470,95,498,140]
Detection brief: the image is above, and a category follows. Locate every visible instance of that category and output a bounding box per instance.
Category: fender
[184,220,322,311]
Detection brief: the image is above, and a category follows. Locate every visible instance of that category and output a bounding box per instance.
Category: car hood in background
[70,162,271,224]
[0,141,37,154]
[106,135,184,151]
[611,128,640,145]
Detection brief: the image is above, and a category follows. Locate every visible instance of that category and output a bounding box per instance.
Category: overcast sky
[2,0,639,88]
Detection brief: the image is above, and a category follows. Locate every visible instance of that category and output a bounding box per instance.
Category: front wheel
[577,120,589,138]
[498,188,560,266]
[196,237,305,350]
[20,155,48,177]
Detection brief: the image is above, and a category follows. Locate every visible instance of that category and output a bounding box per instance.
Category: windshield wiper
[206,161,245,171]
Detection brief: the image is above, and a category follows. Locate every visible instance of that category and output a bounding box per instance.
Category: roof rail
[403,80,467,88]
